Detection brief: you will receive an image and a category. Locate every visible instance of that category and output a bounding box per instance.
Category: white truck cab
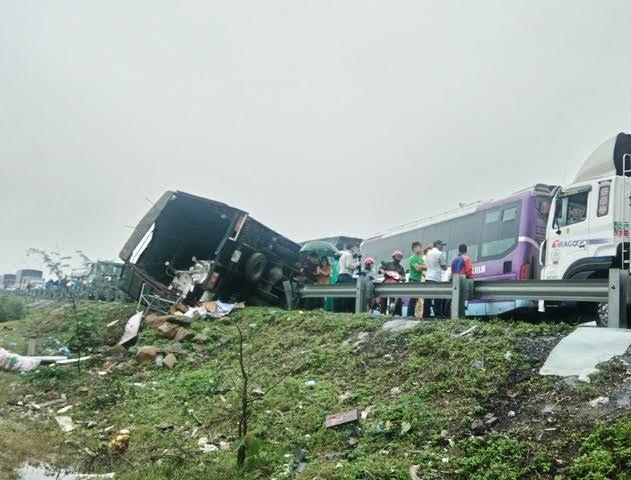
[541,133,631,325]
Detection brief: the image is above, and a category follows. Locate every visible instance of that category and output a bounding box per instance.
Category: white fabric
[0,348,41,372]
[425,247,447,282]
[337,250,358,276]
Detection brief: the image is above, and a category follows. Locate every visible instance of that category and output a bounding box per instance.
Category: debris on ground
[456,325,478,337]
[325,409,359,428]
[589,396,610,407]
[381,319,421,333]
[162,353,177,369]
[0,347,41,372]
[55,415,77,433]
[540,326,631,381]
[136,346,158,361]
[107,429,130,456]
[117,312,143,346]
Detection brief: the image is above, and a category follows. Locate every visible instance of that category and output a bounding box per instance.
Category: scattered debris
[0,347,41,372]
[156,323,178,339]
[55,415,77,433]
[304,380,316,387]
[117,312,143,346]
[53,356,92,366]
[456,325,478,337]
[31,398,66,410]
[470,359,485,370]
[136,346,158,361]
[389,386,402,396]
[325,409,359,428]
[540,327,631,381]
[107,429,130,455]
[409,465,421,480]
[163,354,177,369]
[174,328,192,342]
[381,319,421,333]
[57,405,73,414]
[504,351,513,361]
[589,396,610,408]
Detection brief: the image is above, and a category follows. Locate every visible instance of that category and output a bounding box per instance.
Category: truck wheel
[244,253,267,284]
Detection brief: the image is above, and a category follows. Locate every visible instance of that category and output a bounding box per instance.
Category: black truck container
[119,191,301,306]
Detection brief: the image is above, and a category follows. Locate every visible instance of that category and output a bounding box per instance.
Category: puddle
[17,464,115,480]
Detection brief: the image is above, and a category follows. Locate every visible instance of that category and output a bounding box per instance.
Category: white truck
[540,132,631,326]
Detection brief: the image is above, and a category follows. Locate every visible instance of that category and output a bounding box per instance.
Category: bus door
[545,186,592,279]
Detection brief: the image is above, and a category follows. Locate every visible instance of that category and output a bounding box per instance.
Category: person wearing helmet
[363,257,377,280]
[379,250,406,315]
[407,241,426,318]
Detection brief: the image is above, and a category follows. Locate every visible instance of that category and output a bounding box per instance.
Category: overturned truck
[119,191,301,306]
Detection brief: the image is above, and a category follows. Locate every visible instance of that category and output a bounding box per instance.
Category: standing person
[336,244,360,312]
[362,257,378,312]
[379,250,406,316]
[424,240,448,318]
[451,244,474,279]
[315,257,332,285]
[315,256,333,309]
[407,242,426,318]
[299,252,320,310]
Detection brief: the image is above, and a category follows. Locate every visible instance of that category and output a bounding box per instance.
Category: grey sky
[1,1,630,274]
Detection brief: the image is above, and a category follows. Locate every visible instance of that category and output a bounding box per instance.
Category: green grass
[0,302,628,479]
[0,294,25,322]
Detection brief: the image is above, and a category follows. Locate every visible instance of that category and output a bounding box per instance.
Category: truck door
[544,186,592,279]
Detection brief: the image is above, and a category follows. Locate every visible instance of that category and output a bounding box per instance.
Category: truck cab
[541,133,631,325]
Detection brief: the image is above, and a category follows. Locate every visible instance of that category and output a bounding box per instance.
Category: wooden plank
[324,409,359,428]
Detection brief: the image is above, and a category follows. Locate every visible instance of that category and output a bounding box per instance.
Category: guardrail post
[451,274,467,320]
[283,280,295,311]
[355,277,367,314]
[608,269,629,328]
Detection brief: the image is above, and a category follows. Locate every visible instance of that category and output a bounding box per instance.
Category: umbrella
[299,241,339,258]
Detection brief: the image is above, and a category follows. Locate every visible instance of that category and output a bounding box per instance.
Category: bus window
[502,206,518,222]
[485,209,500,223]
[481,237,517,258]
[597,185,610,217]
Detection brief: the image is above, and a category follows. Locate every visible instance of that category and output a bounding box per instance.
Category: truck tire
[244,253,267,284]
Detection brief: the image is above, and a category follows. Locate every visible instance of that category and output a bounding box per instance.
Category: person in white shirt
[425,240,448,317]
[335,243,360,312]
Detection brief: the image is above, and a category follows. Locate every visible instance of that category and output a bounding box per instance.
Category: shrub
[0,295,25,322]
[570,417,631,480]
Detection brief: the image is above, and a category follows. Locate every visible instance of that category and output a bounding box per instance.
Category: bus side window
[485,210,500,223]
[502,206,518,222]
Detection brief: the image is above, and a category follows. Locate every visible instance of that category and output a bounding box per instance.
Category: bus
[361,184,557,316]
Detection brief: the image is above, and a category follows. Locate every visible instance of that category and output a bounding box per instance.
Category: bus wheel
[244,253,267,284]
[596,302,608,328]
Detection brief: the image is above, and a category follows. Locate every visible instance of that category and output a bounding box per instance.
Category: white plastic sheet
[0,347,41,372]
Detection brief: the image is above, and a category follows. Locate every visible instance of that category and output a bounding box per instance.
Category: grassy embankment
[0,297,629,479]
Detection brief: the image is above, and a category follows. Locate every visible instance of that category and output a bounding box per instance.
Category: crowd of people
[298,240,474,318]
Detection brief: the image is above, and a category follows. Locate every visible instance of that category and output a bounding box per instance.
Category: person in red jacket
[451,244,474,279]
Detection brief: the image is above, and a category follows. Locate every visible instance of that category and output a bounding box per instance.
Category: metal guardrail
[474,279,609,303]
[284,269,630,329]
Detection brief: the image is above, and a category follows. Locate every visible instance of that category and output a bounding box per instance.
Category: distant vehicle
[119,191,302,306]
[300,236,363,251]
[15,269,43,290]
[0,274,16,289]
[541,132,631,326]
[361,184,557,316]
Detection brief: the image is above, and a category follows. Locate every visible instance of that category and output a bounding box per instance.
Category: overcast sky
[1,0,630,273]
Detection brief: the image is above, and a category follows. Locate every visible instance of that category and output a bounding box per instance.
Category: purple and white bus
[361,184,557,316]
